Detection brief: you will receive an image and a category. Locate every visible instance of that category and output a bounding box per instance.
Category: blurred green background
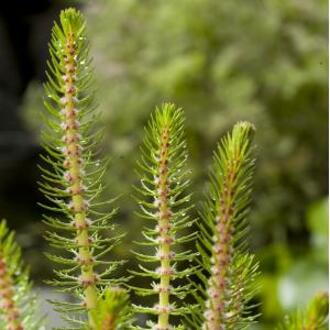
[0,0,328,328]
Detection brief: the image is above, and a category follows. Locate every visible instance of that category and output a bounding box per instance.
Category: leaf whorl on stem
[40,8,125,328]
[131,103,196,329]
[190,122,258,330]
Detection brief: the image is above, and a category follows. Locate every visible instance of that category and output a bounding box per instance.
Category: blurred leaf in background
[278,198,328,309]
[258,198,328,327]
[84,0,327,244]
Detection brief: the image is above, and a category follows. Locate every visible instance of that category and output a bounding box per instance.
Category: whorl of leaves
[189,122,259,330]
[131,103,197,329]
[40,8,125,328]
[0,220,42,330]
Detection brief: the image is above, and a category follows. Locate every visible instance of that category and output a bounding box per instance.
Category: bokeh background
[0,0,328,328]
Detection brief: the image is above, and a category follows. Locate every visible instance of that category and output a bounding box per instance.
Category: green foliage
[83,2,327,326]
[189,122,258,329]
[90,287,131,330]
[40,8,125,328]
[131,103,196,329]
[278,292,329,330]
[0,220,42,330]
[0,2,326,330]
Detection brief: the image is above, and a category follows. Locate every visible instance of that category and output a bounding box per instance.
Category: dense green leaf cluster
[90,287,131,330]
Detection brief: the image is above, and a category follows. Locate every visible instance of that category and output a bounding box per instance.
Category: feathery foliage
[0,4,323,330]
[0,220,42,330]
[40,8,125,328]
[131,103,197,329]
[189,122,258,330]
[278,292,329,330]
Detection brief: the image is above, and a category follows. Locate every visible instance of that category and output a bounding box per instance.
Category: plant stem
[156,126,173,329]
[61,28,98,324]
